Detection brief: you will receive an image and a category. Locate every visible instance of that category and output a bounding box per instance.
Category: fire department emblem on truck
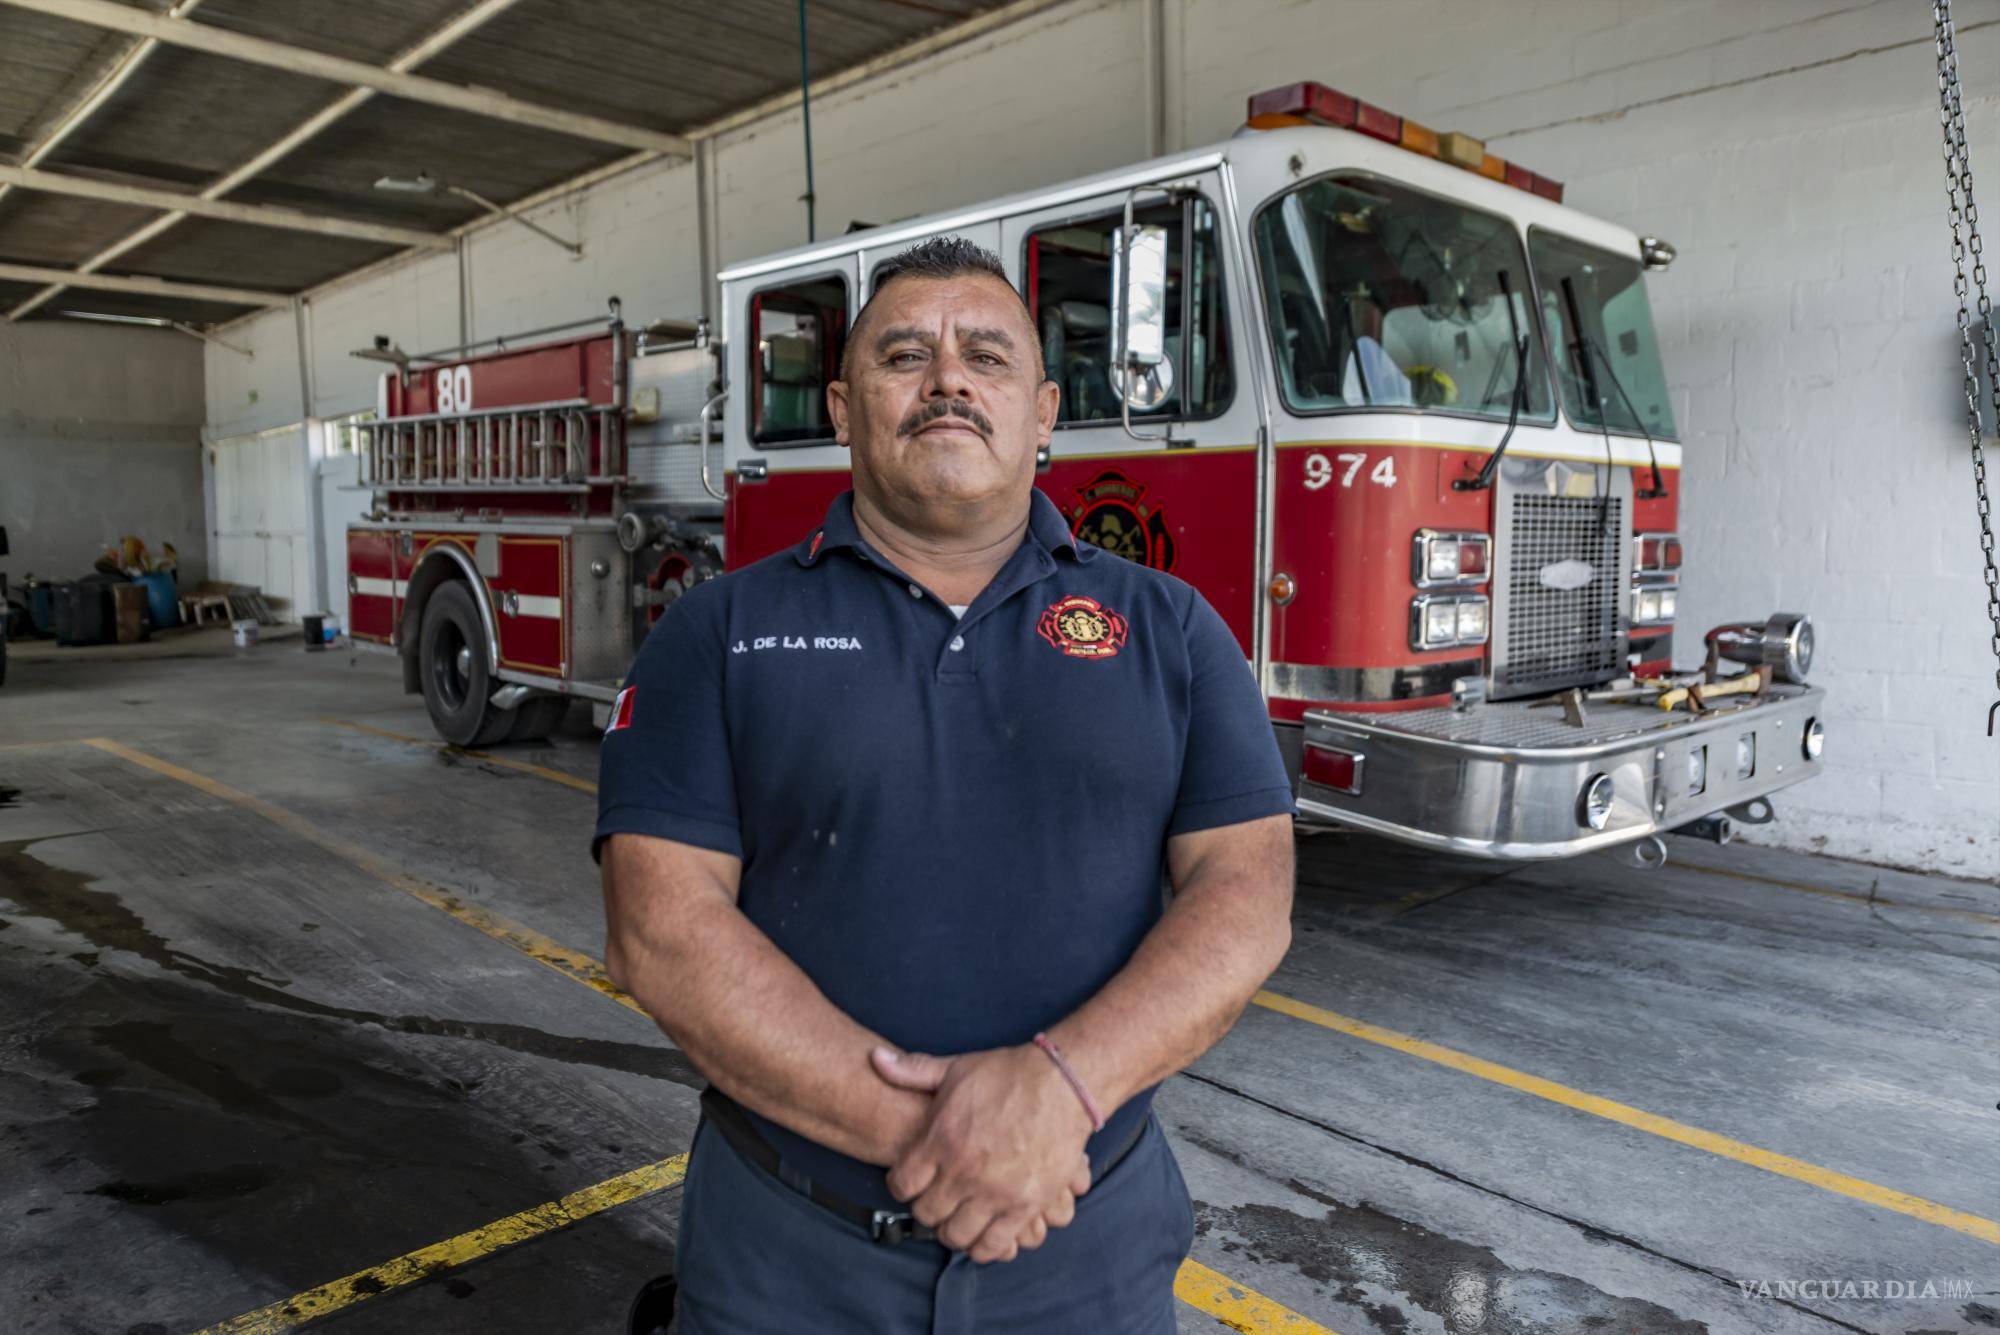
[1038,595,1128,660]
[1067,468,1178,572]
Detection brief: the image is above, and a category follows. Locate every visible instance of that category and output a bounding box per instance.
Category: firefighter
[597,237,1295,1333]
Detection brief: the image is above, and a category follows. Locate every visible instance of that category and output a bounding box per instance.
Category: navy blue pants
[671,1114,1195,1334]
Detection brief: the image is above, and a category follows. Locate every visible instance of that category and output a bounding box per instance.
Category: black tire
[505,693,568,743]
[418,581,515,747]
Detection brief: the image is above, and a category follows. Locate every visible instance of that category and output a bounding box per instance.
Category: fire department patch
[605,685,637,734]
[1037,595,1128,660]
[1068,467,1177,571]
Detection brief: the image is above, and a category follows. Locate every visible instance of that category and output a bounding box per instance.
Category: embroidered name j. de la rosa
[732,635,863,653]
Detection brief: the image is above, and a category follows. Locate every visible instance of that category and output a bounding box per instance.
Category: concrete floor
[1,627,1994,1335]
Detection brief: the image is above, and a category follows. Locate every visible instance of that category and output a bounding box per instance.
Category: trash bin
[133,571,179,630]
[25,580,53,636]
[52,580,114,647]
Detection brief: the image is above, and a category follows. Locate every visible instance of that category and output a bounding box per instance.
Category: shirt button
[949,635,965,652]
[907,583,922,598]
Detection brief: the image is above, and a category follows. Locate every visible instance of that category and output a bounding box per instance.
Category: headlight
[1687,746,1707,797]
[1579,773,1615,830]
[1426,600,1457,645]
[1633,531,1684,572]
[1410,593,1491,650]
[1412,530,1491,588]
[1803,717,1824,761]
[1736,732,1756,780]
[1631,583,1677,626]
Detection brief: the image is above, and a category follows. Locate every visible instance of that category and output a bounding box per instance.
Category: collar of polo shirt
[794,489,1093,568]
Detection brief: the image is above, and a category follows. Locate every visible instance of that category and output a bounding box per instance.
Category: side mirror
[0,526,9,558]
[1110,222,1171,411]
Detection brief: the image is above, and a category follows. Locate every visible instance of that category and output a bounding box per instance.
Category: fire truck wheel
[419,581,515,748]
[507,694,568,742]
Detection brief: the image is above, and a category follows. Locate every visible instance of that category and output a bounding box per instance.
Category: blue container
[27,583,53,635]
[134,571,179,629]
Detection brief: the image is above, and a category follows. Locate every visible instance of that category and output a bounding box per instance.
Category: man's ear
[1036,376,1060,445]
[826,377,851,448]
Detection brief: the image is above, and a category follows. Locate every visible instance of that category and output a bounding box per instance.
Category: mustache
[897,398,993,439]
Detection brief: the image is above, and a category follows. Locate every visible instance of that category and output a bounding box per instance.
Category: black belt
[697,1086,1147,1248]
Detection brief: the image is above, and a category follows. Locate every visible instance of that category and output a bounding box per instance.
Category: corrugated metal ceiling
[0,0,1012,327]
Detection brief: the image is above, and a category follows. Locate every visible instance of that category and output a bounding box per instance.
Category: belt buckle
[869,1209,916,1246]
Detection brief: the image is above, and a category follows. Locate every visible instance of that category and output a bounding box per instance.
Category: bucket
[232,619,259,649]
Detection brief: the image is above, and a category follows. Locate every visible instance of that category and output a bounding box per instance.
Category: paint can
[232,619,259,649]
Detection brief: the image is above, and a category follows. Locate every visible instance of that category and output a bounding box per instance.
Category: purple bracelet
[1032,1032,1106,1132]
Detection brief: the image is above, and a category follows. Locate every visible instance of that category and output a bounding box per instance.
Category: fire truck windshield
[1528,228,1679,440]
[1253,173,1553,423]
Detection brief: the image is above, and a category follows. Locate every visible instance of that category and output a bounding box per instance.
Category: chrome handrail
[698,390,728,501]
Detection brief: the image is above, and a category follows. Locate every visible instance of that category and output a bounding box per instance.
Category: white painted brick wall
[204,0,2000,874]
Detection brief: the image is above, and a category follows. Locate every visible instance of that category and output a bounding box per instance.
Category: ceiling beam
[0,0,695,156]
[10,0,1076,328]
[0,164,450,249]
[5,0,539,321]
[0,261,286,307]
[0,0,204,213]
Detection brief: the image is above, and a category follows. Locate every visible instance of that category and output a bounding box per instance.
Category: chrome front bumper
[1295,684,1827,859]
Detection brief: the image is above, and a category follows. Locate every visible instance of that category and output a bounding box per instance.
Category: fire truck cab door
[1000,176,1263,655]
[720,254,860,564]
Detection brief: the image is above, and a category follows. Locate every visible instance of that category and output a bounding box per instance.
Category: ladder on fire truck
[354,399,626,490]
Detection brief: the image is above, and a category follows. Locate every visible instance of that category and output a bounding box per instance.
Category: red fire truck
[348,81,1824,863]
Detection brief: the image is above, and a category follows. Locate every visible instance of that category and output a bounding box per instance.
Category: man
[598,237,1295,1333]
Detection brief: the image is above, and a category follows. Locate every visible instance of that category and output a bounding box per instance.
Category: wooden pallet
[180,582,279,627]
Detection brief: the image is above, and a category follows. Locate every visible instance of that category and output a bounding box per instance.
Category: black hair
[841,235,1042,380]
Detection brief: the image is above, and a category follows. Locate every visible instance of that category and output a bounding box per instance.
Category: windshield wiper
[1338,294,1372,406]
[1559,276,1620,528]
[1455,270,1528,492]
[1577,334,1668,499]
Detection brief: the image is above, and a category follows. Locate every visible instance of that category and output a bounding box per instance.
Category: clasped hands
[869,1041,1097,1264]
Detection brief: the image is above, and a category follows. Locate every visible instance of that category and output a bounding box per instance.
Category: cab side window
[1025,198,1232,424]
[750,274,848,445]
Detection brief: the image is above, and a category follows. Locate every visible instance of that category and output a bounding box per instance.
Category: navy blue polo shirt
[595,487,1294,1211]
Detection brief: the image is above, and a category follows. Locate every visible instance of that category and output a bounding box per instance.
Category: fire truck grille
[1494,494,1624,696]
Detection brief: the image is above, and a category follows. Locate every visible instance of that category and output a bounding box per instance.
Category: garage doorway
[209,423,312,618]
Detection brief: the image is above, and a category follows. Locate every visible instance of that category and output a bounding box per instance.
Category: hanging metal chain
[1933,0,2000,734]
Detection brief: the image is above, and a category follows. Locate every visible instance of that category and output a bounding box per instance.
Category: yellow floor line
[81,738,639,1014]
[84,738,1327,1334]
[192,1154,688,1334]
[1670,858,2000,926]
[321,717,600,794]
[1251,989,2000,1246]
[1176,1259,1340,1332]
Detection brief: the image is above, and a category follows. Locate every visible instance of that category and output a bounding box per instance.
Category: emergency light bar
[1246,82,1564,203]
